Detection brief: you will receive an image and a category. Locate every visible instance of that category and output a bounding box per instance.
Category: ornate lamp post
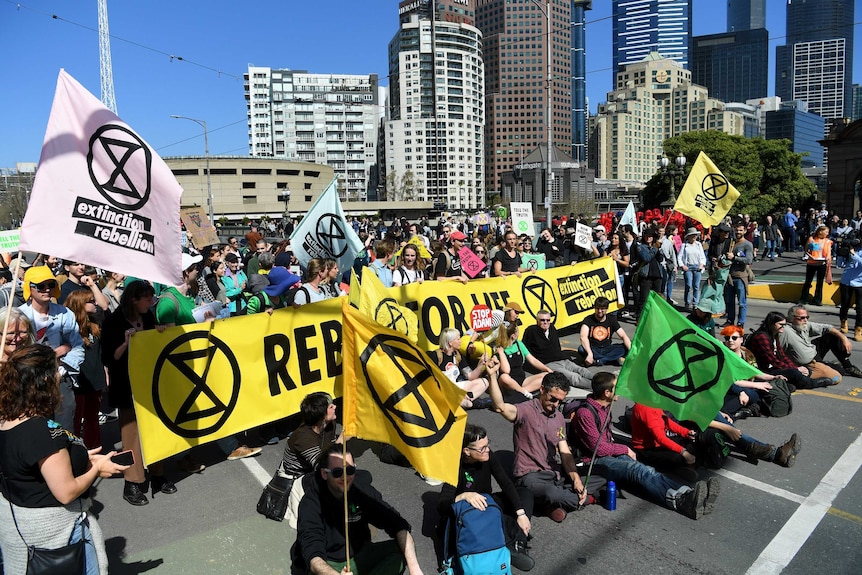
[658,153,687,207]
[280,187,291,237]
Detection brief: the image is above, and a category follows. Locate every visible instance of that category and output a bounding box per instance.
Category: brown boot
[841,319,849,333]
[855,327,862,342]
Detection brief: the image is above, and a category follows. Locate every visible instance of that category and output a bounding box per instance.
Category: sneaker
[227,445,262,461]
[469,397,494,410]
[775,434,800,467]
[98,409,118,425]
[178,455,205,474]
[547,506,567,523]
[676,481,707,520]
[703,477,720,515]
[417,472,443,486]
[509,540,535,572]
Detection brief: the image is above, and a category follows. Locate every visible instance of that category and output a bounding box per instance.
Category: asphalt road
[87,288,862,575]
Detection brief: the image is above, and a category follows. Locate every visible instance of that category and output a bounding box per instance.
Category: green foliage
[641,131,816,220]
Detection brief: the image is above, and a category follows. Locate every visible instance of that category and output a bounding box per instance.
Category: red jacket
[630,404,690,454]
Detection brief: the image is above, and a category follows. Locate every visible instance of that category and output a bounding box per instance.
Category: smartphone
[111,450,135,466]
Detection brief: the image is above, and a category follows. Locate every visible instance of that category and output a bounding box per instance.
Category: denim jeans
[592,455,682,509]
[661,266,676,301]
[764,239,777,260]
[69,514,99,575]
[683,269,702,307]
[724,276,747,326]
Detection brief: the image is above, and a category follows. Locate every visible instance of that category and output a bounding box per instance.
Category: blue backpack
[442,495,512,575]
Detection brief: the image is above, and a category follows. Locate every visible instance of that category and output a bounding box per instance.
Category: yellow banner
[129,258,620,464]
[673,151,740,227]
[129,298,343,465]
[342,301,466,486]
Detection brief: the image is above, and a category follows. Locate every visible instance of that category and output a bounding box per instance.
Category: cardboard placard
[458,246,487,278]
[510,202,534,236]
[180,207,220,249]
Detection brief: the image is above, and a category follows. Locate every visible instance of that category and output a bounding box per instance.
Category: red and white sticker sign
[471,305,494,332]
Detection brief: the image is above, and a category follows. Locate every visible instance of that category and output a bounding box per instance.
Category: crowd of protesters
[1,201,860,574]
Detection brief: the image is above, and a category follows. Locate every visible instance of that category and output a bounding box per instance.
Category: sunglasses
[795,316,809,320]
[30,281,58,291]
[324,465,357,479]
[545,395,564,405]
[723,335,741,341]
[475,250,486,254]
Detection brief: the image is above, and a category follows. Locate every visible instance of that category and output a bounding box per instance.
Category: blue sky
[1,0,859,168]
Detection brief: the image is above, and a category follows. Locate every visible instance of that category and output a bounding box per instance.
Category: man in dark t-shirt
[578,297,631,366]
[433,230,469,283]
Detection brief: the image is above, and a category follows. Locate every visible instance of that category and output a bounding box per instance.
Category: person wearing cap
[18,266,85,432]
[678,227,706,310]
[432,230,470,283]
[493,231,531,278]
[0,256,29,308]
[522,309,594,390]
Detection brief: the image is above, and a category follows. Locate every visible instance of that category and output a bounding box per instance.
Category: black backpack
[761,378,793,417]
[697,428,732,469]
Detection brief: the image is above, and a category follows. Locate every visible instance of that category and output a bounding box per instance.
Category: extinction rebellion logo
[693,173,730,216]
[301,213,349,260]
[73,124,156,255]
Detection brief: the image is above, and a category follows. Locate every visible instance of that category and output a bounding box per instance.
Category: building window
[242,195,256,204]
[242,182,256,189]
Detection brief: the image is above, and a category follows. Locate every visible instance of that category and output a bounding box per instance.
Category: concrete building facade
[592,54,745,183]
[385,7,485,210]
[475,0,573,199]
[244,67,380,202]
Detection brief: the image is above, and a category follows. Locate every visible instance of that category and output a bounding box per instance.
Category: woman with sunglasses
[719,325,788,419]
[470,239,491,279]
[747,312,835,390]
[435,423,535,572]
[393,244,426,286]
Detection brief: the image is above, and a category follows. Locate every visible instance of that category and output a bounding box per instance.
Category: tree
[641,131,816,220]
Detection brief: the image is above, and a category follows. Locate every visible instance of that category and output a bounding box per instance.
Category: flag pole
[578,397,615,505]
[0,255,23,359]
[342,439,352,573]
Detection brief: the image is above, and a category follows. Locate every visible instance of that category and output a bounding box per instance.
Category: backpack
[697,427,732,469]
[562,399,603,459]
[442,495,511,575]
[432,251,453,280]
[760,378,793,417]
[232,293,266,316]
[282,285,310,307]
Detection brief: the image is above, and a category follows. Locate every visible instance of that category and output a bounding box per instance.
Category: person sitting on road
[779,304,862,382]
[495,321,551,403]
[708,413,801,468]
[578,297,631,366]
[630,403,698,479]
[436,424,535,572]
[522,309,593,390]
[568,372,719,520]
[486,362,590,523]
[289,444,423,575]
[746,312,836,389]
[431,328,490,410]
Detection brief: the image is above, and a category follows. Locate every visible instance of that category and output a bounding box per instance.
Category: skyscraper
[691,28,769,103]
[475,0,572,198]
[612,0,693,76]
[775,0,855,119]
[385,0,485,209]
[727,0,765,31]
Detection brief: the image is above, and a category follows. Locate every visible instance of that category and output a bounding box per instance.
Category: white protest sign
[574,222,593,249]
[510,202,534,236]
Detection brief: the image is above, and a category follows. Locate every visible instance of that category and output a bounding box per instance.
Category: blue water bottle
[606,481,617,511]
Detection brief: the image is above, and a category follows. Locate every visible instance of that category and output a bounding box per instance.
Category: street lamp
[280,187,291,237]
[170,115,214,225]
[529,0,553,226]
[658,153,687,206]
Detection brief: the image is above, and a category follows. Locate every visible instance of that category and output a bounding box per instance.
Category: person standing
[799,225,832,306]
[838,243,862,341]
[760,215,783,261]
[782,207,798,253]
[678,227,706,310]
[723,223,754,328]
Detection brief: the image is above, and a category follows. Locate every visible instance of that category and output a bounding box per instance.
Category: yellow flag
[341,300,467,486]
[395,236,432,260]
[360,267,420,344]
[673,151,740,226]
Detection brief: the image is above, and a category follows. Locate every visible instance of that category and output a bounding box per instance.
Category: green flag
[615,292,761,430]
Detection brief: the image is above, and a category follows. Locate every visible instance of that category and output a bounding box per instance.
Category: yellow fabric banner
[359,267,420,344]
[129,298,343,465]
[128,258,620,464]
[342,300,466,486]
[673,151,740,226]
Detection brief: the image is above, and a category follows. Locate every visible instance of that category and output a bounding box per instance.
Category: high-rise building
[727,0,765,31]
[852,84,862,121]
[475,0,573,199]
[385,1,485,210]
[592,54,745,182]
[691,28,769,104]
[775,0,855,119]
[612,0,693,77]
[765,100,826,167]
[244,67,380,201]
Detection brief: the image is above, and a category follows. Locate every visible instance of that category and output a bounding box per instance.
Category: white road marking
[242,454,274,487]
[713,468,806,504]
[746,432,862,575]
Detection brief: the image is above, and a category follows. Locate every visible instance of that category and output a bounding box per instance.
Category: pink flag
[19,70,183,286]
